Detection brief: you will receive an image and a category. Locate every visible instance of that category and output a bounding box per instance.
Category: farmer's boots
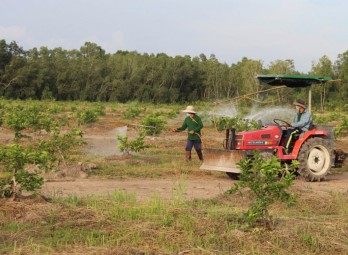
[185,151,203,161]
[197,151,204,161]
[186,151,192,161]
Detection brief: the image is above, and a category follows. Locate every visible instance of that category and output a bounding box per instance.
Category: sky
[1,0,347,73]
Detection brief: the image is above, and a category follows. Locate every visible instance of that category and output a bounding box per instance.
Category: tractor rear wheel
[297,137,333,181]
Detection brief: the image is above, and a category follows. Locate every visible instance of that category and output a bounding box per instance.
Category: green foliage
[95,105,106,116]
[0,171,44,198]
[0,39,346,106]
[15,171,44,192]
[167,110,178,119]
[212,116,261,132]
[117,133,149,155]
[39,127,85,165]
[141,113,167,135]
[122,107,144,119]
[3,104,55,139]
[312,114,330,125]
[227,152,298,229]
[334,117,348,138]
[73,108,100,125]
[0,100,87,199]
[0,124,85,198]
[0,144,51,198]
[343,104,348,112]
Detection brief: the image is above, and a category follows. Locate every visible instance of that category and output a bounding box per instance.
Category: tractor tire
[297,137,333,182]
[226,172,240,180]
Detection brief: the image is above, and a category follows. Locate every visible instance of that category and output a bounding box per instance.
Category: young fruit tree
[227,151,298,229]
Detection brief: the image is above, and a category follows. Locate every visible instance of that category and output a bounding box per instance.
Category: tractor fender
[291,129,329,157]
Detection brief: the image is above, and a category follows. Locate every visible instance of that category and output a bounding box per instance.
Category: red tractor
[201,75,346,181]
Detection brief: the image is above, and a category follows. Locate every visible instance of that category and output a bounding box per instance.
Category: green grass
[1,186,347,254]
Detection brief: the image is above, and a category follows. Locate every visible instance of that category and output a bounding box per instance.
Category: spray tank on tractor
[200,75,347,182]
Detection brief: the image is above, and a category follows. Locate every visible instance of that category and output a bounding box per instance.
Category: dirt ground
[41,171,348,201]
[40,118,348,201]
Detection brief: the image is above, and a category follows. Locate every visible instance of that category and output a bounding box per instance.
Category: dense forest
[0,39,347,108]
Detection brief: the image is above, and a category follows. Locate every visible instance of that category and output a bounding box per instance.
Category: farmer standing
[283,99,313,154]
[172,106,204,161]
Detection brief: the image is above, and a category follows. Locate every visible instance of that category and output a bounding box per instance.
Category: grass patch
[1,188,347,254]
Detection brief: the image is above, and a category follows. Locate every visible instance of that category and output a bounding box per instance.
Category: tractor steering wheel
[273,118,291,128]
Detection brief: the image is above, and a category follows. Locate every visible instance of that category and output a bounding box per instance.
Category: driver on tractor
[283,99,313,154]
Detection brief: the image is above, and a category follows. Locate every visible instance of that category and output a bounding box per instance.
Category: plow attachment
[200,148,245,173]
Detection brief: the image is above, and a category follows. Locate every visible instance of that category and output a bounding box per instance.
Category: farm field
[0,100,348,255]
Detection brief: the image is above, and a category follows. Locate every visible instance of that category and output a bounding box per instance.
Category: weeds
[1,187,348,254]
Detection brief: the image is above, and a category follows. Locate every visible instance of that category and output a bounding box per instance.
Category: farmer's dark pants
[186,139,202,153]
[284,128,301,151]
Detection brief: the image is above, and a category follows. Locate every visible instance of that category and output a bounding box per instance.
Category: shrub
[122,107,144,119]
[4,105,55,140]
[334,117,348,138]
[74,109,99,125]
[343,104,348,112]
[227,152,298,229]
[117,133,149,155]
[0,144,51,198]
[141,113,167,136]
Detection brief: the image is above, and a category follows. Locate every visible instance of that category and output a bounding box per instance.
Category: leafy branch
[227,151,298,229]
[117,133,149,155]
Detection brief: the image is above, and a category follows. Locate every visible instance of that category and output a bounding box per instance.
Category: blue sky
[1,0,347,72]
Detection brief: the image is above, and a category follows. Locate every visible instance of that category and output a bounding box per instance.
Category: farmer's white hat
[182,105,196,114]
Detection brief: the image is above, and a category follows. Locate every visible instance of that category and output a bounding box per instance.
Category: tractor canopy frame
[256,74,332,113]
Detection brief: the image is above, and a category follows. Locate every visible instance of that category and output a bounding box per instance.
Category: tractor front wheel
[297,137,332,181]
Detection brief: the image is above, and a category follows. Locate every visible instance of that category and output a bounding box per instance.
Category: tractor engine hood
[235,125,282,149]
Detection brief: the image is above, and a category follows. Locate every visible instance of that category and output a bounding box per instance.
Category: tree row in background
[0,39,347,109]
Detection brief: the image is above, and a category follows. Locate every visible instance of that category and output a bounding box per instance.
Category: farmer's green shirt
[177,114,203,140]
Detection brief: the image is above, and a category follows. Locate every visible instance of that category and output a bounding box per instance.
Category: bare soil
[41,171,348,201]
[40,117,348,201]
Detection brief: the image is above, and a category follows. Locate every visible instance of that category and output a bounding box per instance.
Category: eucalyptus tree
[267,59,297,103]
[199,54,230,100]
[230,57,263,103]
[54,47,83,100]
[268,59,296,75]
[334,50,348,106]
[0,40,12,74]
[79,42,107,101]
[38,46,58,99]
[310,55,335,111]
[0,41,28,98]
[103,50,142,102]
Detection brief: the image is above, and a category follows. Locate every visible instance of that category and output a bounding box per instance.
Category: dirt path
[41,176,234,201]
[41,171,348,201]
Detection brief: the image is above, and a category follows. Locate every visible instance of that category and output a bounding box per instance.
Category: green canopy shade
[257,74,332,88]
